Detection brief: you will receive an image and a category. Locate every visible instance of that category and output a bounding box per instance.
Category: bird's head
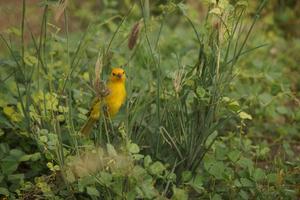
[110,68,126,83]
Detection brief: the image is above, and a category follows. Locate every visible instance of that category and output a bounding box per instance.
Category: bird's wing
[86,97,100,117]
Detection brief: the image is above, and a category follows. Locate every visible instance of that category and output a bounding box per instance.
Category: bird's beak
[117,74,122,79]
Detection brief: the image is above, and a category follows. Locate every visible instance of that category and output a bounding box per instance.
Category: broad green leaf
[253,168,266,182]
[267,173,277,184]
[234,179,242,187]
[223,166,234,179]
[256,146,270,158]
[20,152,41,162]
[0,187,9,196]
[181,171,192,182]
[237,157,254,173]
[86,187,100,197]
[212,193,222,200]
[240,178,254,187]
[239,190,249,200]
[144,155,152,168]
[24,53,38,66]
[128,143,140,154]
[30,152,41,161]
[276,106,289,115]
[172,186,188,200]
[0,143,9,158]
[228,150,241,162]
[78,176,96,192]
[3,106,22,122]
[138,178,157,199]
[1,160,18,175]
[132,166,148,180]
[188,174,204,193]
[1,149,25,174]
[222,97,230,102]
[47,134,59,150]
[111,177,124,196]
[38,129,49,135]
[149,161,166,175]
[126,189,136,200]
[7,173,24,182]
[0,114,13,128]
[57,114,65,122]
[283,141,294,157]
[239,111,252,120]
[39,135,48,143]
[196,86,206,98]
[228,101,240,112]
[206,160,225,180]
[215,143,228,161]
[10,149,25,160]
[132,154,144,160]
[166,172,177,182]
[47,162,54,171]
[258,93,273,106]
[205,131,218,147]
[99,171,113,186]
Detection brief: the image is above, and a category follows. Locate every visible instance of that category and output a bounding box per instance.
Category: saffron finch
[80,68,126,136]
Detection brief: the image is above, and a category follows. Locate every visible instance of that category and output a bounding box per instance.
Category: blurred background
[0,0,299,199]
[0,0,299,38]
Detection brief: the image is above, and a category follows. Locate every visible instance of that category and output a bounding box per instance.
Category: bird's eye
[123,71,125,74]
[112,72,116,76]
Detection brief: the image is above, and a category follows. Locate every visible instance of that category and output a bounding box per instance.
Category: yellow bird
[80,68,126,136]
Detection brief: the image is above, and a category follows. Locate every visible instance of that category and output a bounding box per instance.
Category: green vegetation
[0,0,299,199]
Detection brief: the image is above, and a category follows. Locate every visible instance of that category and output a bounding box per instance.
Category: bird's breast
[105,82,126,116]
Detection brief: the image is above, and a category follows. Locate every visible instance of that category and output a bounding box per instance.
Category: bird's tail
[80,117,96,136]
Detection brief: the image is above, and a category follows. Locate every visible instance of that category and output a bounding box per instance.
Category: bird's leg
[94,80,111,99]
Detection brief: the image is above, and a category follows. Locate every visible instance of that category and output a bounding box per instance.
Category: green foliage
[0,0,299,199]
[177,134,299,199]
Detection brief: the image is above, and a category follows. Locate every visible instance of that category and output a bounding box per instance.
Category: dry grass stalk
[54,0,68,22]
[94,55,102,92]
[93,54,110,98]
[173,69,186,95]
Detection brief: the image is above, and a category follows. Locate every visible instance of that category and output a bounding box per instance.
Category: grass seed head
[128,21,141,50]
[173,69,185,95]
[67,147,134,179]
[54,0,68,22]
[94,55,108,97]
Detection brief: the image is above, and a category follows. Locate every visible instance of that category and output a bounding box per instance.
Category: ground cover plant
[0,0,299,199]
